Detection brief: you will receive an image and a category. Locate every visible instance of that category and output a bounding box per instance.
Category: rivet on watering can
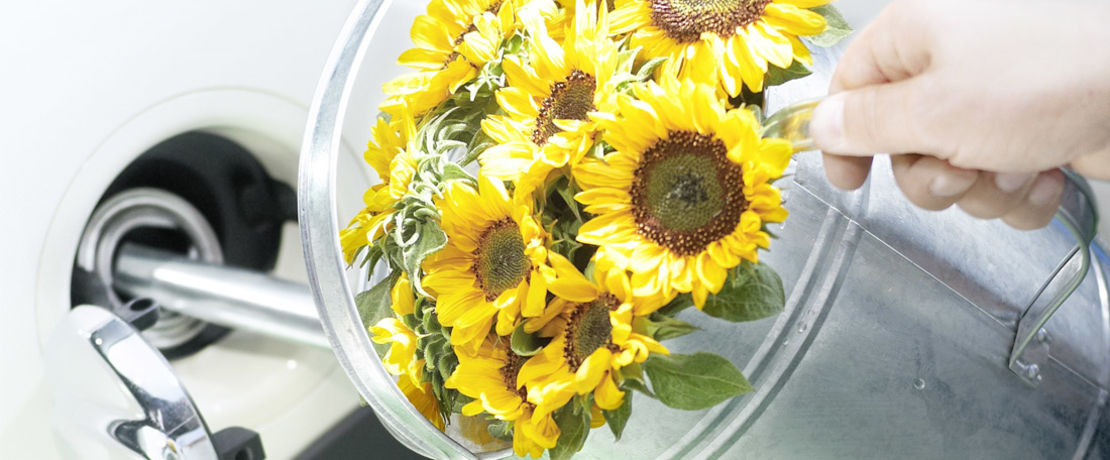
[1025,364,1041,380]
[1036,328,1051,344]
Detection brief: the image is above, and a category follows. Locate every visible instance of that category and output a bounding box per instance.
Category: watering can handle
[1008,170,1099,384]
[763,98,1101,386]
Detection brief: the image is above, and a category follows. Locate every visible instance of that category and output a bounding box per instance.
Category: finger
[829,0,934,92]
[1001,170,1066,230]
[890,155,978,211]
[811,78,940,157]
[822,153,873,190]
[1070,147,1110,181]
[956,172,1036,220]
[815,1,940,158]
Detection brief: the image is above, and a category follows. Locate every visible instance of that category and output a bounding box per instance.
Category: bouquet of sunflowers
[340,0,850,457]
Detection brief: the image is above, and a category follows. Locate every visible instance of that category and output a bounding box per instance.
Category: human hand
[809,0,1110,229]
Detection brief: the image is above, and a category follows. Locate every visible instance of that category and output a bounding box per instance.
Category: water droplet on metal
[913,378,926,390]
[797,324,808,334]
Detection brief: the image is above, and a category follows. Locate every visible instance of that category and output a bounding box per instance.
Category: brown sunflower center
[500,348,528,397]
[473,218,530,301]
[649,0,772,43]
[485,0,504,15]
[532,70,597,146]
[563,294,620,371]
[441,1,504,67]
[629,131,747,256]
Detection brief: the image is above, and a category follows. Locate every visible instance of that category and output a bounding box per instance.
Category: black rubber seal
[73,131,296,359]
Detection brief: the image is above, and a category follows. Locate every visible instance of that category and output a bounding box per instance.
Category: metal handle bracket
[1008,170,1100,386]
[761,98,1101,388]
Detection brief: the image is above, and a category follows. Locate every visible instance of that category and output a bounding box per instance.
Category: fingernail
[994,172,1033,193]
[810,94,847,153]
[929,172,977,197]
[1029,173,1065,207]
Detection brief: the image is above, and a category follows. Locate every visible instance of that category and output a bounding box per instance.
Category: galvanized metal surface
[299,2,1110,459]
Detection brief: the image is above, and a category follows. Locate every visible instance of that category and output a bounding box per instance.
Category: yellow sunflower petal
[594,372,625,410]
[764,3,828,37]
[575,347,613,394]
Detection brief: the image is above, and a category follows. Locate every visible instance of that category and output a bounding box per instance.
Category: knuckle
[915,195,955,211]
[903,76,950,156]
[944,148,980,171]
[1003,211,1054,231]
[852,90,886,150]
[957,203,999,220]
[957,194,1009,220]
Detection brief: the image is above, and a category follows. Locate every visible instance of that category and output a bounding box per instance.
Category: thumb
[1070,148,1110,181]
[810,78,940,157]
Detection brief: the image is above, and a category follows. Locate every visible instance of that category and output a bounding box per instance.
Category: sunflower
[479,0,626,183]
[609,0,829,96]
[398,377,447,431]
[516,258,669,422]
[422,175,554,354]
[380,0,517,117]
[340,113,418,263]
[525,0,612,42]
[445,337,560,458]
[573,76,791,307]
[369,274,446,430]
[558,0,617,16]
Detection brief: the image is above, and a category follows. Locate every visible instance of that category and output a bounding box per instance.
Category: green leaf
[635,57,668,81]
[701,261,786,323]
[510,323,545,357]
[401,219,448,283]
[355,270,402,333]
[765,60,812,87]
[587,139,607,160]
[617,363,656,399]
[655,294,694,318]
[440,162,476,183]
[549,399,591,460]
[487,419,514,442]
[642,314,700,341]
[420,304,441,332]
[503,32,525,55]
[452,394,474,413]
[745,104,765,124]
[620,378,655,399]
[616,46,640,75]
[430,368,445,401]
[554,177,583,222]
[356,242,385,273]
[603,393,632,441]
[644,352,753,410]
[401,313,420,331]
[808,5,853,48]
[436,351,459,381]
[425,334,448,355]
[583,260,597,283]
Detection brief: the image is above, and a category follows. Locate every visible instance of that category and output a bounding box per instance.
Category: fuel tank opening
[71,131,296,359]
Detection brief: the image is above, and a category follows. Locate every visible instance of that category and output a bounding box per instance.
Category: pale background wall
[836,0,888,25]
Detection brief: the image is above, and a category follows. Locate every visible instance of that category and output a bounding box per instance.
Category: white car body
[0,2,363,458]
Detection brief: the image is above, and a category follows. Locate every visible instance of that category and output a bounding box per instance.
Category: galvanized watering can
[299,1,1110,458]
